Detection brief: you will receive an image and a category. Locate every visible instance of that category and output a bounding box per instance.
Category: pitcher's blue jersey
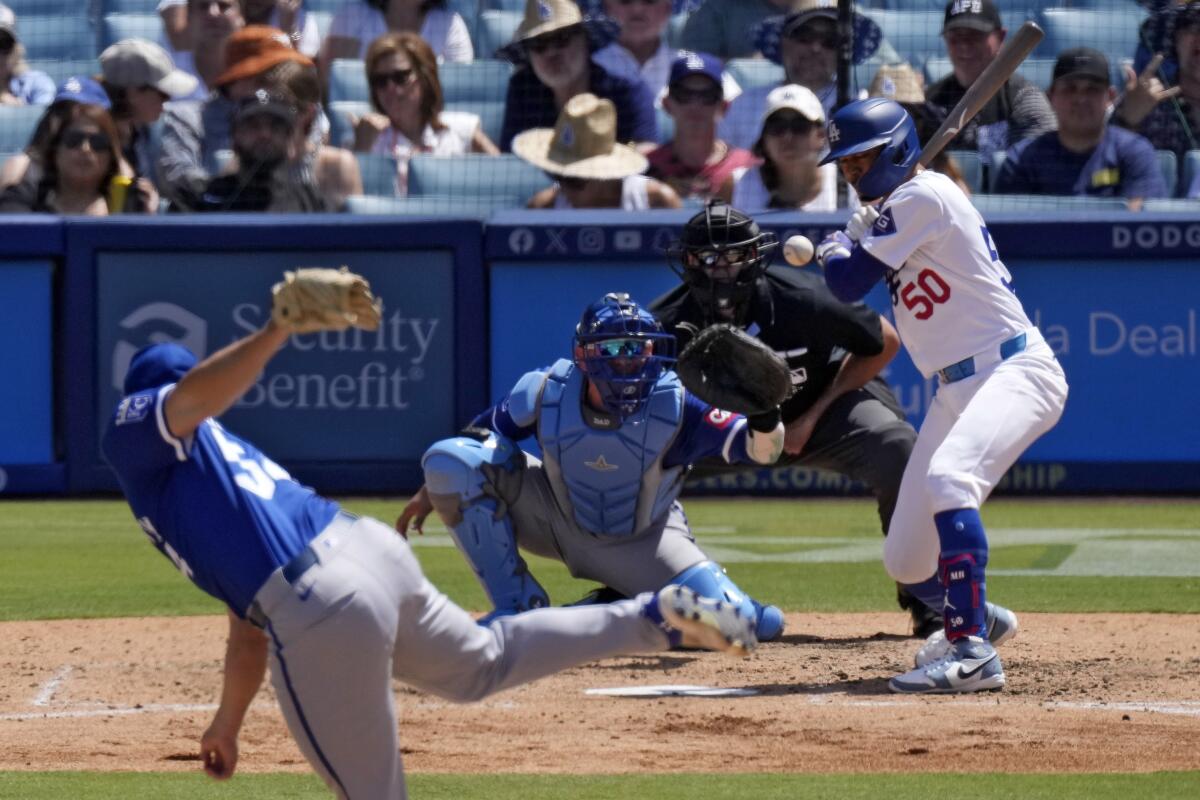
[101,384,340,615]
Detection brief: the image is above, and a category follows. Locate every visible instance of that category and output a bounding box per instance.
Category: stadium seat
[1141,198,1200,212]
[485,0,528,9]
[971,193,1130,214]
[882,0,1041,20]
[100,0,161,12]
[26,59,101,86]
[330,59,368,105]
[442,60,513,147]
[947,150,982,194]
[725,59,784,91]
[1182,150,1200,197]
[344,193,522,216]
[988,150,1006,192]
[407,153,551,201]
[859,10,945,67]
[355,152,399,197]
[0,105,46,155]
[476,10,522,60]
[100,13,163,51]
[1037,8,1148,61]
[667,13,689,49]
[302,0,344,11]
[1156,150,1178,198]
[309,10,334,43]
[328,100,370,150]
[15,15,96,62]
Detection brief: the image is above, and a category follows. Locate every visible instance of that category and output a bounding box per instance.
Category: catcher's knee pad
[671,561,785,642]
[422,436,548,615]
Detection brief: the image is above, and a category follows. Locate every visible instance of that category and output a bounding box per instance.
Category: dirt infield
[2,612,1199,776]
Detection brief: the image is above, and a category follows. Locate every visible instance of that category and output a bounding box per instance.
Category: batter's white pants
[252,515,668,799]
[883,333,1068,584]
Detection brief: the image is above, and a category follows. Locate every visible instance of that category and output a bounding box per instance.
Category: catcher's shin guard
[671,561,784,642]
[423,436,548,617]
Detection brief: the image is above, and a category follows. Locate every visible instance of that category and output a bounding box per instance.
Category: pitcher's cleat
[651,585,758,656]
[890,636,1005,694]
[914,603,1019,667]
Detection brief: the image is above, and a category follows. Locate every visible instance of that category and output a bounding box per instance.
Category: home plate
[585,684,759,698]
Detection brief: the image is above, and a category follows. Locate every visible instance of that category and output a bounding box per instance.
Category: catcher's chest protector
[538,361,684,537]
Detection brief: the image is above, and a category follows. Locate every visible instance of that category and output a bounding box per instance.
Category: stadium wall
[0,211,1196,495]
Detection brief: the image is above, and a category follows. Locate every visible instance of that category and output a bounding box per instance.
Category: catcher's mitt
[675,324,792,417]
[271,266,382,334]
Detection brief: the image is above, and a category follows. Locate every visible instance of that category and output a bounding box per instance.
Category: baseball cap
[943,0,1002,33]
[761,83,825,128]
[1052,47,1110,86]
[214,25,313,88]
[668,50,723,90]
[100,39,198,98]
[233,88,297,126]
[54,76,112,109]
[123,343,198,395]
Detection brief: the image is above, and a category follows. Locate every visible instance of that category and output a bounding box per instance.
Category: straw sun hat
[496,0,619,62]
[512,93,648,180]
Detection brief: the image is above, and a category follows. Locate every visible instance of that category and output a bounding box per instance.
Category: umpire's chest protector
[537,361,685,537]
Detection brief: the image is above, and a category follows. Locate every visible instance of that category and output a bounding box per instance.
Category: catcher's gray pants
[496,453,711,598]
[249,514,667,799]
[692,384,915,534]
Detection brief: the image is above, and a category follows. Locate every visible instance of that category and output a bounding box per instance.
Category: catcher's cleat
[914,603,1019,668]
[889,636,1005,694]
[650,585,758,656]
[896,584,942,638]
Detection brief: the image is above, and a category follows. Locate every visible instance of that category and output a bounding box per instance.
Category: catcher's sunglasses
[585,338,654,358]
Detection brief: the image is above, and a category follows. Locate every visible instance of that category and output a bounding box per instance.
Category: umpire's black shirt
[650,266,893,425]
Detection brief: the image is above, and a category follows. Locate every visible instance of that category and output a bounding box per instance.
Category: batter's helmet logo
[112,302,208,393]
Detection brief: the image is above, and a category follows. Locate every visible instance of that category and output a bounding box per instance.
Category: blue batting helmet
[820,98,920,200]
[574,293,676,418]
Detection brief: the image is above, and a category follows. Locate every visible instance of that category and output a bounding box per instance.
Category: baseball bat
[917,21,1044,168]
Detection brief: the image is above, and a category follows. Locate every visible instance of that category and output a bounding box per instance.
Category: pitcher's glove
[271,266,383,334]
[676,324,792,426]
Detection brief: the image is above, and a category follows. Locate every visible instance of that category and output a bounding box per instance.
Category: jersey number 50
[898,268,952,320]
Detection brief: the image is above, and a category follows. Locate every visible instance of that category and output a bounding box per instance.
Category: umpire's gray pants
[251,515,668,799]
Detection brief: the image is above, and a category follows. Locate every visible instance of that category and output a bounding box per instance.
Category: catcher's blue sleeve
[664,393,757,467]
[469,368,547,441]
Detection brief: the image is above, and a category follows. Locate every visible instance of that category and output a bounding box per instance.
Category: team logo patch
[827,122,840,144]
[873,208,897,236]
[704,408,734,429]
[115,394,152,426]
[584,454,619,472]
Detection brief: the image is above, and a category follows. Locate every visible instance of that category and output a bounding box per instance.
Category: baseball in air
[782,235,814,266]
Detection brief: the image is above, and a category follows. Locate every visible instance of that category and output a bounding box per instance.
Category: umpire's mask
[667,202,778,326]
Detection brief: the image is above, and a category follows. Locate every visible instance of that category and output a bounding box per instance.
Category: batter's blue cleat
[914,602,1018,667]
[753,601,785,642]
[651,585,758,657]
[889,636,1005,694]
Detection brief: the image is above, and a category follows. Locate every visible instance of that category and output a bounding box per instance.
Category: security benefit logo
[111,302,209,392]
[230,303,440,411]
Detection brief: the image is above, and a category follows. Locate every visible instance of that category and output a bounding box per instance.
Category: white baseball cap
[761,84,825,128]
[100,38,198,98]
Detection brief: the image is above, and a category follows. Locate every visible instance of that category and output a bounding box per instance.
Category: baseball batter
[814,99,1068,693]
[100,273,756,798]
[399,293,787,641]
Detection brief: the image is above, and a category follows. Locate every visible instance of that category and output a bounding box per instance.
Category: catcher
[399,292,790,641]
[649,202,941,637]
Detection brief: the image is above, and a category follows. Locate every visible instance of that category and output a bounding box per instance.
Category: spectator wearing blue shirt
[996,48,1167,209]
[0,5,55,107]
[497,0,656,152]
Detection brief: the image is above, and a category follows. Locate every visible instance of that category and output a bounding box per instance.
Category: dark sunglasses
[786,23,839,50]
[60,130,111,151]
[525,28,580,55]
[369,68,417,91]
[587,338,653,358]
[0,34,14,54]
[669,84,723,106]
[763,114,817,137]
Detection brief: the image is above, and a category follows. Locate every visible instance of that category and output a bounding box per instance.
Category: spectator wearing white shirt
[320,0,472,89]
[732,83,848,212]
[352,32,495,196]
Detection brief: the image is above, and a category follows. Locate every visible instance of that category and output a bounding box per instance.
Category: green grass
[0,497,1197,621]
[1,771,1197,800]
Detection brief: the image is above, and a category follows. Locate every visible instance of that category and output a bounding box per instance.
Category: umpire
[650,202,939,635]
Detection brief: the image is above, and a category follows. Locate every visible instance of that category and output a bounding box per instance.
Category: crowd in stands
[0,0,1195,217]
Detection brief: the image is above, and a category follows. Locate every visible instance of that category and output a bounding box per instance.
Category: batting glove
[845,205,881,241]
[814,231,853,271]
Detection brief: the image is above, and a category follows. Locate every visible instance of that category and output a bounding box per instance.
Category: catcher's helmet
[667,202,779,326]
[123,343,198,395]
[574,293,676,418]
[820,98,920,200]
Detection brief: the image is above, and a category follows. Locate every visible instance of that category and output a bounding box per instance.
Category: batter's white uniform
[859,170,1069,584]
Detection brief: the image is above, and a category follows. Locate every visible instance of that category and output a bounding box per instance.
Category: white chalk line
[31,665,72,707]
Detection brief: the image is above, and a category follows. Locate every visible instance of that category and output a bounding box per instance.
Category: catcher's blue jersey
[101,384,339,615]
